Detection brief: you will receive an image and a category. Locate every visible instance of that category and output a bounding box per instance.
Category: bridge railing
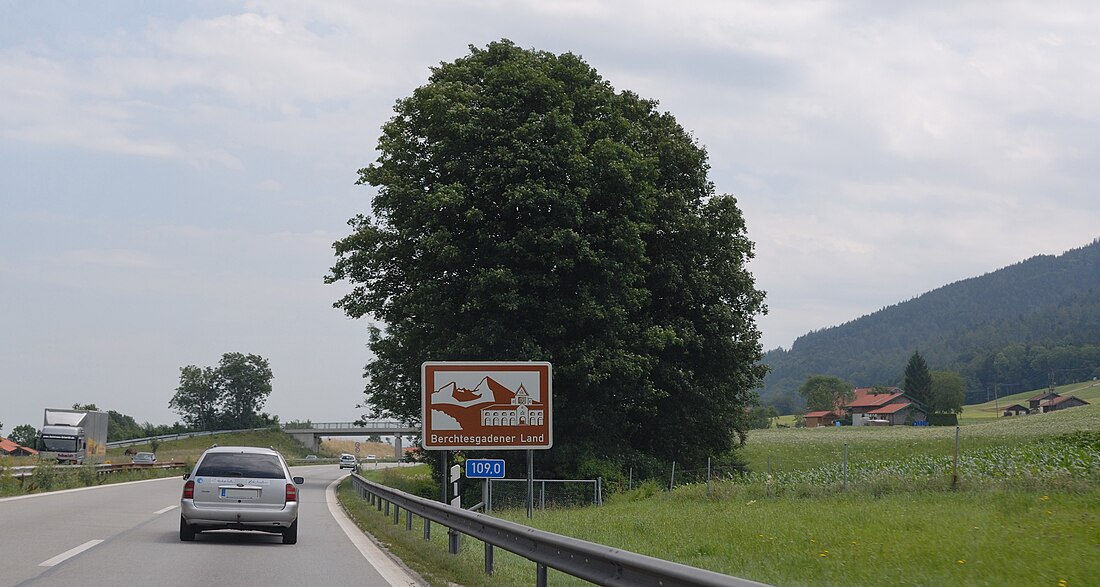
[349,473,767,587]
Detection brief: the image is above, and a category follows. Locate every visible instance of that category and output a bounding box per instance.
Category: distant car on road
[366,454,377,461]
[131,452,157,464]
[180,445,303,544]
[304,454,318,461]
[339,453,358,469]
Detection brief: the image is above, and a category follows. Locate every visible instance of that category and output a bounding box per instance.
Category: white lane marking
[39,540,104,567]
[325,477,423,587]
[154,505,178,514]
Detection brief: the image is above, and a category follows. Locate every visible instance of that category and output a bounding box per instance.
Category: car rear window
[196,453,286,479]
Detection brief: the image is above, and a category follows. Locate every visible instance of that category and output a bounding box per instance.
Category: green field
[344,405,1100,586]
[959,380,1100,423]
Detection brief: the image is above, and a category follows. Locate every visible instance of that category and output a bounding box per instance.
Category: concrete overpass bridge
[283,421,420,457]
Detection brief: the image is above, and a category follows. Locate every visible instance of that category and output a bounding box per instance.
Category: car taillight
[182,480,194,499]
[285,482,297,503]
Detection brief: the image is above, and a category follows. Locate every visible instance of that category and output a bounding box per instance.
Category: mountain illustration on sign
[432,376,545,431]
[439,381,482,402]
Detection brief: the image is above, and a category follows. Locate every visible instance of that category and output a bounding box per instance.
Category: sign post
[422,362,552,519]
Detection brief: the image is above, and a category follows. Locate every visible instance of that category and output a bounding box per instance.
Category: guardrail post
[485,542,494,575]
[448,528,460,554]
[393,504,400,525]
[537,563,548,587]
[384,500,390,517]
[423,518,431,541]
[406,509,413,531]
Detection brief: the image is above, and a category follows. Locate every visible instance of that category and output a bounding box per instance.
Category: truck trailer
[39,408,109,464]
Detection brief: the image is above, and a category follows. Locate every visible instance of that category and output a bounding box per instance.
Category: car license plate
[221,487,259,499]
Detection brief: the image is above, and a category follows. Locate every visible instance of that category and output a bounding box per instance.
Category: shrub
[31,463,58,491]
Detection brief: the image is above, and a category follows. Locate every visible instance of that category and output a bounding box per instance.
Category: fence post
[669,461,676,492]
[952,426,960,487]
[843,443,848,491]
[704,457,712,499]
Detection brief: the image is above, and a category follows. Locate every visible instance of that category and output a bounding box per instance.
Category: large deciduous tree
[327,40,767,474]
[169,353,273,430]
[217,353,273,428]
[903,350,934,408]
[797,375,853,412]
[9,424,37,447]
[929,371,966,414]
[170,365,222,430]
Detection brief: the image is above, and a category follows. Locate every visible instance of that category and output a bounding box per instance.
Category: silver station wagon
[180,445,304,544]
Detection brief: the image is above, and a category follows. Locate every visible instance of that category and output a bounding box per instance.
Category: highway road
[0,464,422,586]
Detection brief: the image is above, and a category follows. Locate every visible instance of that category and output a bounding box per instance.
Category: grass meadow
[342,404,1100,586]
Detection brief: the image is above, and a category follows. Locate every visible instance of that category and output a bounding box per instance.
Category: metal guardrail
[5,461,187,483]
[349,473,768,587]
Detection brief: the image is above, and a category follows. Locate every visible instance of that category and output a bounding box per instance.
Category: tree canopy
[797,375,853,412]
[328,40,767,475]
[929,371,966,414]
[169,352,275,430]
[9,424,37,447]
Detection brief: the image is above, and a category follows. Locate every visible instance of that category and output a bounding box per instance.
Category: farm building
[1027,391,1060,411]
[1039,395,1090,413]
[1001,404,1029,417]
[804,410,842,427]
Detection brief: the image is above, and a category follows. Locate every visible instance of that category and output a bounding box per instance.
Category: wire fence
[483,478,602,511]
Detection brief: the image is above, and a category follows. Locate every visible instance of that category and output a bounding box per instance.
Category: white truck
[39,408,109,464]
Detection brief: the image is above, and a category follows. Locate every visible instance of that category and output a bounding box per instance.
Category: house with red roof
[0,436,38,457]
[845,387,927,426]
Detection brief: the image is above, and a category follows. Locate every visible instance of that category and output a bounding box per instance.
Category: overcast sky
[3,1,1098,431]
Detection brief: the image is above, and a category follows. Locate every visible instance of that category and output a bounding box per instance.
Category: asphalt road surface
[0,464,422,586]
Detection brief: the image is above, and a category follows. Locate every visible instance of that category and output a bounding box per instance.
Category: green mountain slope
[761,238,1100,412]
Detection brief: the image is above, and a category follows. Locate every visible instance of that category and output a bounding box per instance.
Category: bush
[928,413,959,426]
[31,463,58,491]
[77,463,98,486]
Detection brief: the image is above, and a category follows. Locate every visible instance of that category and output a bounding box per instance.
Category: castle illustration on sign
[479,382,544,427]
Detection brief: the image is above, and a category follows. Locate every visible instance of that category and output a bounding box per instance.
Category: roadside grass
[0,462,186,498]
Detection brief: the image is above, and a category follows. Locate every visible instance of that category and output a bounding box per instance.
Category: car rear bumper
[181,500,298,529]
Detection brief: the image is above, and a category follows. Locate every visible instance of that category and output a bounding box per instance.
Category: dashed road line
[154,505,178,514]
[38,540,103,567]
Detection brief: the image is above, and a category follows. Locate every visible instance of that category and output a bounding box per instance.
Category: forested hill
[759,238,1100,412]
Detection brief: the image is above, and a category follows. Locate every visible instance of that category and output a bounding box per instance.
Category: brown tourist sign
[421,361,553,450]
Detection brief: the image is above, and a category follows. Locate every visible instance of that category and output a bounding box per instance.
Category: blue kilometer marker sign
[465,458,506,479]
